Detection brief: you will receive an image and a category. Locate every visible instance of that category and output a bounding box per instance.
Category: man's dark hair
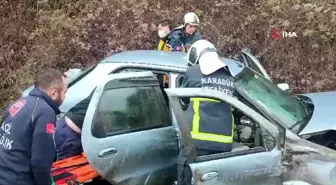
[159,19,172,30]
[34,68,67,90]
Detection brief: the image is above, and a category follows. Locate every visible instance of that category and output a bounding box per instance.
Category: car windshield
[234,67,308,129]
[67,64,97,86]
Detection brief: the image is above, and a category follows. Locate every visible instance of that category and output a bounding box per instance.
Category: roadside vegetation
[0,0,335,112]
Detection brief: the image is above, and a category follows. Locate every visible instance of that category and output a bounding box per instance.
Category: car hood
[299,91,336,135]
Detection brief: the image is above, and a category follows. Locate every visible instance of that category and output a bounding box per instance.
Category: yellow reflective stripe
[232,111,235,135]
[190,97,220,102]
[191,132,233,143]
[192,99,201,132]
[158,40,165,50]
[190,98,234,144]
[158,40,172,51]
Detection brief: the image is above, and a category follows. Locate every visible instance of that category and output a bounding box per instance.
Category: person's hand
[179,99,189,111]
[175,46,183,51]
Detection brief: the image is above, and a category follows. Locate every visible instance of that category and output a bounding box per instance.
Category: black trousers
[177,147,221,185]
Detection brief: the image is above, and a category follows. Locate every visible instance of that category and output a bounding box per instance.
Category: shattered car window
[235,68,308,129]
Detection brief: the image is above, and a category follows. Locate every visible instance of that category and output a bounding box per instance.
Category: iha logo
[271,29,297,40]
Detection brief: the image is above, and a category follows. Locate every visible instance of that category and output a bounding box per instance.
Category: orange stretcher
[51,153,99,185]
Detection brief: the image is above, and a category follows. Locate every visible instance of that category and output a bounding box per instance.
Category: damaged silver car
[22,50,336,185]
[82,70,336,185]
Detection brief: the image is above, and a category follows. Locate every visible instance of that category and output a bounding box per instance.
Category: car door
[82,71,179,185]
[241,48,272,81]
[164,88,284,185]
[241,49,291,92]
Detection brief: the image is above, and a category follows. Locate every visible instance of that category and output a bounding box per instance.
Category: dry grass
[0,0,335,112]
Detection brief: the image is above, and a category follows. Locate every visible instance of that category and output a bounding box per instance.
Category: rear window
[91,84,171,138]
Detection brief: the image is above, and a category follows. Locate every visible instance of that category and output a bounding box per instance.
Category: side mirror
[277,83,290,92]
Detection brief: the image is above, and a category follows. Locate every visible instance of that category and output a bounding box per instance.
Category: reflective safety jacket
[157,35,187,52]
[181,64,236,152]
[157,38,172,51]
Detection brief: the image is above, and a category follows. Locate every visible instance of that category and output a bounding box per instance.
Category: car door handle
[98,147,118,157]
[201,172,219,181]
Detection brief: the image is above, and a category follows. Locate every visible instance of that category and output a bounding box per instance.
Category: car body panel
[165,88,283,185]
[283,131,336,185]
[165,88,281,151]
[189,150,282,185]
[165,88,336,185]
[82,71,178,185]
[100,50,244,74]
[299,92,336,135]
[100,50,189,68]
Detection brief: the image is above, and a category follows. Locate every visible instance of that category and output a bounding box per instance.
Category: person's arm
[31,110,56,185]
[168,31,184,52]
[180,74,190,88]
[197,31,205,40]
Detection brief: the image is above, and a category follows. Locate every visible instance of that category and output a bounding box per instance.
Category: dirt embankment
[0,0,335,111]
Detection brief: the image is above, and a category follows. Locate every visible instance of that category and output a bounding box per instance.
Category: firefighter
[0,68,68,185]
[177,40,237,185]
[168,12,204,52]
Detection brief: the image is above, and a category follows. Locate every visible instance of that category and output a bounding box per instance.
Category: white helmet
[187,39,217,66]
[184,12,200,27]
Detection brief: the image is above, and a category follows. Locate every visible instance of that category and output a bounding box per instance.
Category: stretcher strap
[53,171,75,182]
[52,162,89,184]
[51,162,89,173]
